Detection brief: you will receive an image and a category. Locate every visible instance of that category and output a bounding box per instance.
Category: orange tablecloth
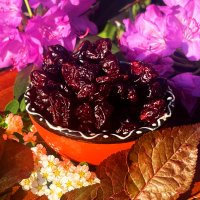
[0,70,18,111]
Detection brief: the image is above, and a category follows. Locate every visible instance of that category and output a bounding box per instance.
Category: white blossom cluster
[20,144,100,200]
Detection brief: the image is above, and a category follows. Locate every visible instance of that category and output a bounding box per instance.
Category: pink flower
[163,0,190,7]
[120,5,181,77]
[143,55,175,77]
[0,27,43,70]
[30,0,96,17]
[120,5,183,60]
[0,0,97,70]
[25,7,76,51]
[170,73,200,114]
[28,0,97,36]
[3,113,23,141]
[163,0,200,61]
[0,0,22,27]
[0,27,20,68]
[29,0,57,8]
[5,113,23,135]
[177,1,200,61]
[12,33,43,70]
[23,132,37,145]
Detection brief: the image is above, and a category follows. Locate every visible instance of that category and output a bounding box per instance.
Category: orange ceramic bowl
[25,85,175,165]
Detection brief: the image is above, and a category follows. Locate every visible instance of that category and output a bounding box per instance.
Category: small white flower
[93,177,101,184]
[31,180,49,196]
[20,171,38,190]
[52,165,66,181]
[36,172,48,185]
[62,160,76,173]
[48,192,63,200]
[20,144,100,200]
[61,174,76,192]
[20,177,34,191]
[48,183,64,200]
[87,172,101,184]
[40,155,60,172]
[75,164,91,179]
[31,144,46,156]
[40,166,55,182]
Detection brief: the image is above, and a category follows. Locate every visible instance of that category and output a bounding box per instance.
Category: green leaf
[0,116,2,123]
[126,123,200,200]
[20,98,26,112]
[79,162,88,166]
[144,0,151,6]
[98,22,117,40]
[132,3,141,17]
[14,64,33,100]
[0,122,7,129]
[4,99,19,114]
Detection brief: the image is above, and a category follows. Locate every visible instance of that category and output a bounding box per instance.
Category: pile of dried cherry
[28,38,168,134]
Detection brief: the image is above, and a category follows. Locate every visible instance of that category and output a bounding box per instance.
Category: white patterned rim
[25,85,175,143]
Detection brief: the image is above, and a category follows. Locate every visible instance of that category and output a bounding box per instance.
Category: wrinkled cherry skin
[49,91,71,127]
[116,122,137,134]
[30,70,47,87]
[42,44,70,74]
[29,39,168,134]
[101,54,120,75]
[131,61,158,84]
[75,103,94,125]
[140,99,166,124]
[94,102,113,130]
[95,38,112,59]
[61,62,82,91]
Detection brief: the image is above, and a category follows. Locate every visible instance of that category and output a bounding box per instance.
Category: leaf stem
[24,0,33,18]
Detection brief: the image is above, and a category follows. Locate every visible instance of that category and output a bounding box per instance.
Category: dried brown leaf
[62,150,130,200]
[96,150,130,199]
[61,184,101,200]
[10,187,48,200]
[0,139,34,194]
[126,123,200,200]
[0,139,4,161]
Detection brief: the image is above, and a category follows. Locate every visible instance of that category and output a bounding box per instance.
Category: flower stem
[24,0,33,18]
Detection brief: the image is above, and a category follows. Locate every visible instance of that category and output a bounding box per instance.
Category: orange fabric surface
[0,70,18,111]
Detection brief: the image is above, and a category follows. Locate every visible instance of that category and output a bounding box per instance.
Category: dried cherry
[61,62,82,91]
[131,61,158,84]
[94,38,112,59]
[94,102,113,130]
[116,122,137,134]
[77,84,96,100]
[29,38,168,135]
[75,103,94,124]
[49,91,71,127]
[96,74,129,84]
[30,70,48,87]
[126,86,138,103]
[140,99,166,124]
[101,54,120,75]
[43,44,70,74]
[92,84,111,102]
